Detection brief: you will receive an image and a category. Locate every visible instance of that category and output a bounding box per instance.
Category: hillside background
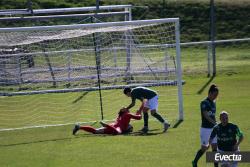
[0,0,249,42]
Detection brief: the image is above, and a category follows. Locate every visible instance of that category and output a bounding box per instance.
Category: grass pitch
[0,46,250,167]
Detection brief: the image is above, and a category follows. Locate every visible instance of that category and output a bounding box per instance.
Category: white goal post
[0,18,183,131]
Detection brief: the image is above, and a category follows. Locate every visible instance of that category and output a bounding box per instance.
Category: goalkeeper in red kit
[72,108,141,135]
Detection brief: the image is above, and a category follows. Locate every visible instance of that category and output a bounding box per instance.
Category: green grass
[0,46,250,166]
[0,74,249,167]
[1,67,250,166]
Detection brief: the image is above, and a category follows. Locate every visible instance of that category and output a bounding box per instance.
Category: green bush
[0,0,249,42]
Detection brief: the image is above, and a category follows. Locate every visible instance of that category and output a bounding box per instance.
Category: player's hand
[233,144,239,151]
[136,110,142,115]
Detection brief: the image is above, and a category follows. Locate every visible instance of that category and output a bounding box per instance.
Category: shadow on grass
[125,128,164,136]
[0,133,111,147]
[72,91,89,104]
[172,119,184,128]
[197,76,215,94]
[0,129,164,147]
[0,136,75,147]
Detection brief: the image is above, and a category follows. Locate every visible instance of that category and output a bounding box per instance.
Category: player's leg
[79,126,99,134]
[94,127,105,134]
[211,143,218,167]
[72,124,80,135]
[192,128,210,167]
[192,145,208,167]
[122,124,133,134]
[221,163,230,167]
[141,107,149,133]
[103,124,121,135]
[218,149,232,167]
[230,149,239,167]
[231,161,238,167]
[73,124,101,135]
[148,96,170,132]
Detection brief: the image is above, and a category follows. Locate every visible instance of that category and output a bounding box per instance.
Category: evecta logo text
[215,153,242,162]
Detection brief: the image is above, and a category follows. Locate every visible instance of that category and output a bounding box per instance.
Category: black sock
[193,149,204,164]
[143,112,148,127]
[152,112,165,123]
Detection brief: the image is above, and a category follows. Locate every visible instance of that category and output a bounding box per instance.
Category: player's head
[123,87,132,97]
[208,84,219,100]
[220,111,229,126]
[119,108,129,116]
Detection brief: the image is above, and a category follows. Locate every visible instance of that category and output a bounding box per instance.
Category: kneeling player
[72,108,141,135]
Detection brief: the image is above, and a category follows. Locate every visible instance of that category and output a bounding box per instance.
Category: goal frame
[0,18,184,131]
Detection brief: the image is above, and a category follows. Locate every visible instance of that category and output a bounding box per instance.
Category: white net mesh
[0,19,181,130]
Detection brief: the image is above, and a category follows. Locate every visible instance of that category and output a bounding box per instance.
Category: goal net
[0,18,183,131]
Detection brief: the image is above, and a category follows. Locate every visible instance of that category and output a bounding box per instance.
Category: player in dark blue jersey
[209,111,244,167]
[192,84,219,167]
[123,87,170,133]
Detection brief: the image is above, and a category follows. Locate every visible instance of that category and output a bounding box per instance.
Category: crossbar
[0,5,132,16]
[0,80,180,96]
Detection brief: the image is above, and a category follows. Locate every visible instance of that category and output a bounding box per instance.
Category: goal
[0,18,183,131]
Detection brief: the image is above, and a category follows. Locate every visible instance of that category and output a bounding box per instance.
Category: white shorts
[200,127,217,146]
[217,149,239,167]
[145,95,158,110]
[220,160,238,167]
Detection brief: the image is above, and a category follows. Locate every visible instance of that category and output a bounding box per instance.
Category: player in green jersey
[123,87,170,133]
[209,111,244,167]
[192,84,219,167]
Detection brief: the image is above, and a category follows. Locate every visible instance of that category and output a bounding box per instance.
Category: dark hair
[208,84,219,94]
[123,87,131,94]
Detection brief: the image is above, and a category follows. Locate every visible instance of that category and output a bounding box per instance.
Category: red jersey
[112,111,141,132]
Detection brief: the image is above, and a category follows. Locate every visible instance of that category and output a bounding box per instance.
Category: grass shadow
[172,119,184,128]
[0,128,164,147]
[0,136,75,147]
[126,128,164,136]
[72,92,89,104]
[197,76,215,94]
[0,132,110,147]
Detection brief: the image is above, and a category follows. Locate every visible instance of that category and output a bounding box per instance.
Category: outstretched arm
[208,127,217,147]
[128,113,142,120]
[126,97,136,110]
[137,99,146,114]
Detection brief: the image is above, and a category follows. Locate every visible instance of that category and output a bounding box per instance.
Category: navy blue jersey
[131,87,157,101]
[200,97,216,128]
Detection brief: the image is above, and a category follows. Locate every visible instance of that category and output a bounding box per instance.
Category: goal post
[0,18,183,131]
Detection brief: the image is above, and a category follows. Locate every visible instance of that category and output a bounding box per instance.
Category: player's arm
[200,101,217,125]
[234,126,244,150]
[208,126,217,146]
[202,110,217,125]
[137,98,146,114]
[126,97,136,110]
[128,112,142,120]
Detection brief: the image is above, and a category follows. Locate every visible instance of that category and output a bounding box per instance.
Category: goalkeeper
[72,108,141,135]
